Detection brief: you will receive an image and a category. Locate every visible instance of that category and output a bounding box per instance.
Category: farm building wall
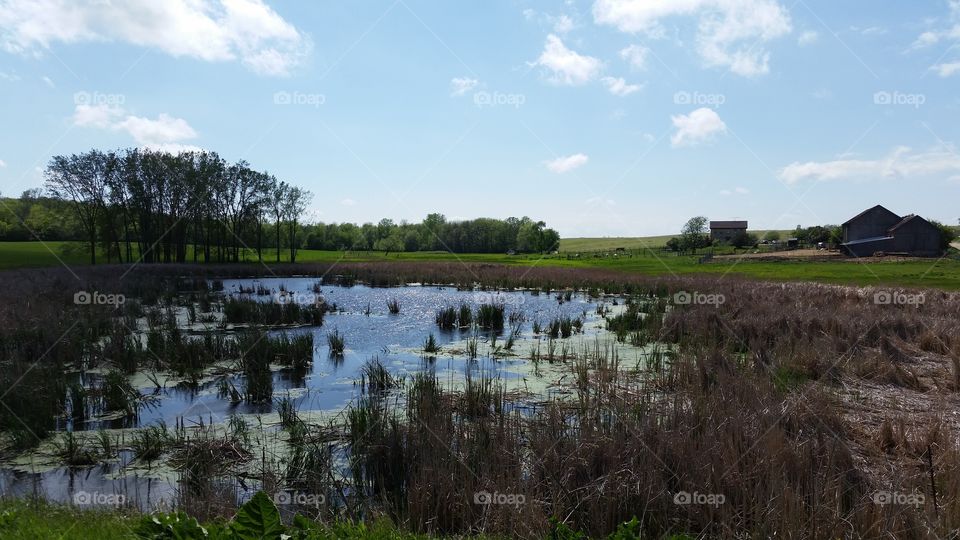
[842,206,901,243]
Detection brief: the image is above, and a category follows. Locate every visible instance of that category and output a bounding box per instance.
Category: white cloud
[72,103,199,151]
[0,159,6,167]
[533,34,603,85]
[41,75,54,87]
[449,77,478,97]
[593,0,792,77]
[0,70,20,81]
[544,153,589,173]
[553,14,575,34]
[601,76,642,96]
[812,87,832,100]
[779,146,960,184]
[619,44,649,69]
[0,0,310,76]
[797,30,818,46]
[670,107,727,147]
[933,62,960,77]
[910,31,939,50]
[340,198,356,206]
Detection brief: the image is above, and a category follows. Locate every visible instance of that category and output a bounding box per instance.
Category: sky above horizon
[1,0,958,237]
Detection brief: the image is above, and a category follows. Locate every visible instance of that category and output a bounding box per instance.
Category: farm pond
[0,277,668,511]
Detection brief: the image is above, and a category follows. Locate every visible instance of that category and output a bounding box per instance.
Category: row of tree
[43,149,311,265]
[301,214,560,254]
[3,148,562,262]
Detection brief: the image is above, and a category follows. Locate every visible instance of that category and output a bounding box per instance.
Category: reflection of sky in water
[2,281,606,510]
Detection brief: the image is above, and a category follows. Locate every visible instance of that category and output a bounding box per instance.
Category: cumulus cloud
[449,77,478,97]
[533,34,603,85]
[340,198,356,206]
[72,103,199,151]
[601,76,642,96]
[670,107,727,147]
[553,14,575,34]
[932,62,960,78]
[619,43,649,69]
[779,146,960,184]
[0,0,310,76]
[544,153,589,173]
[0,159,6,167]
[797,30,818,46]
[592,0,791,76]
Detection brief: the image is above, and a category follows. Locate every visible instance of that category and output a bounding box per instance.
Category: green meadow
[2,240,959,290]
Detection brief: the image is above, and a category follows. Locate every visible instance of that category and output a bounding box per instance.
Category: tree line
[0,148,561,262]
[301,214,560,254]
[42,148,311,264]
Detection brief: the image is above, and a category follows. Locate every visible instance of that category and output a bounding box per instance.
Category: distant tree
[731,231,758,248]
[665,237,680,252]
[929,220,957,252]
[763,230,781,242]
[680,216,710,251]
[283,187,311,263]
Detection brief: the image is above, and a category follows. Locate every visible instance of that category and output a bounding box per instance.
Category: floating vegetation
[326,329,345,358]
[475,303,505,332]
[422,333,440,354]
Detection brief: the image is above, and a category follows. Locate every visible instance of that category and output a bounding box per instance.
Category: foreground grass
[3,241,960,290]
[0,499,474,540]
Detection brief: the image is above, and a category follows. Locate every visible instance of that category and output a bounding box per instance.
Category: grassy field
[3,240,960,290]
[559,230,794,252]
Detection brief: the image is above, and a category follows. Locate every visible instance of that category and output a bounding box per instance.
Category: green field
[559,231,794,252]
[3,240,959,290]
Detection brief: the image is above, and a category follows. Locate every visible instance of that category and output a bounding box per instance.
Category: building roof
[888,214,937,233]
[841,236,894,246]
[710,221,747,229]
[842,204,900,226]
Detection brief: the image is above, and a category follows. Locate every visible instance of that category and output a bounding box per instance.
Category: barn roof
[842,204,900,226]
[888,214,938,233]
[710,221,748,229]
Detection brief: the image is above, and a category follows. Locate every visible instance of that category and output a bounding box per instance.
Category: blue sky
[0,0,958,237]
